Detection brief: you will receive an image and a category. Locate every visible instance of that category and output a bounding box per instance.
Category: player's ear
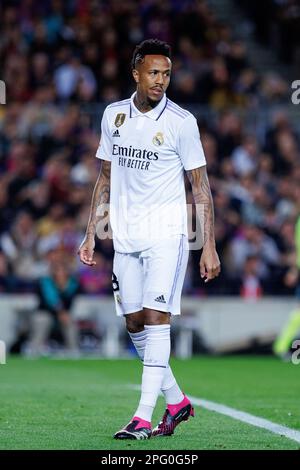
[132,68,139,84]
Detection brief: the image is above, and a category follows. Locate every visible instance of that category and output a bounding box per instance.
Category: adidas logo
[154,295,166,303]
[112,129,120,137]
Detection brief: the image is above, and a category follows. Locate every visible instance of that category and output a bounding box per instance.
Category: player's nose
[155,73,164,85]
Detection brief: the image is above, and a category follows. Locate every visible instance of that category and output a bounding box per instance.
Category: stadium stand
[0,0,299,301]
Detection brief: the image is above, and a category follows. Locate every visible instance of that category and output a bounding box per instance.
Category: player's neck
[134,92,160,113]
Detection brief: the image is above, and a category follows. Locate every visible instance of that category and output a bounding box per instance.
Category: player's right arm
[77,160,111,266]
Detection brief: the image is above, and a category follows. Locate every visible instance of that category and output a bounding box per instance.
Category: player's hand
[58,310,71,326]
[199,244,221,283]
[77,236,96,266]
[284,267,298,288]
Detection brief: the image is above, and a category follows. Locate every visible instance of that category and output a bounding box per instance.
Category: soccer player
[273,214,300,359]
[78,39,221,439]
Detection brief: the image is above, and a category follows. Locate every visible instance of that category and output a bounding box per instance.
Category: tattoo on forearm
[86,161,111,238]
[186,166,215,246]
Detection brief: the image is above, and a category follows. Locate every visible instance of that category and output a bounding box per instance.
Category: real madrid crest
[153,132,164,146]
[114,113,126,128]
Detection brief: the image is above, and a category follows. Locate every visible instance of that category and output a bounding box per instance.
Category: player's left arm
[186,165,221,283]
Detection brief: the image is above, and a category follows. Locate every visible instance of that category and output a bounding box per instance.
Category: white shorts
[112,235,189,316]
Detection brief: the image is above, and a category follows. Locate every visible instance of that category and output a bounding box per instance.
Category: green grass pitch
[0,356,299,450]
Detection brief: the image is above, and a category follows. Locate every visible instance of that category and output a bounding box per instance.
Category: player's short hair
[131,39,171,69]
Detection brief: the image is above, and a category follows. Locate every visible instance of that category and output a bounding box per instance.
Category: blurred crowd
[236,0,300,66]
[0,0,299,299]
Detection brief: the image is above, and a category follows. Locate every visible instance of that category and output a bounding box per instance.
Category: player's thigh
[142,235,189,315]
[112,251,144,316]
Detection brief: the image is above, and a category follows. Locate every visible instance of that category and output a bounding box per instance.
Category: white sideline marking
[189,395,300,445]
[129,385,300,444]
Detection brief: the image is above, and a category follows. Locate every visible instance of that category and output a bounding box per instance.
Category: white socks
[129,326,184,422]
[134,325,170,422]
[129,329,147,361]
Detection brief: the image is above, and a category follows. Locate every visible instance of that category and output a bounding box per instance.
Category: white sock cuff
[144,324,170,330]
[128,330,146,341]
[144,324,170,340]
[128,330,146,361]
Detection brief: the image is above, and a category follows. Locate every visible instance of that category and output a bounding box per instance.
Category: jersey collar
[130,92,167,121]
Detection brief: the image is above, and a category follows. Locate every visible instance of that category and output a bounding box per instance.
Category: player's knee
[144,308,170,325]
[125,314,144,333]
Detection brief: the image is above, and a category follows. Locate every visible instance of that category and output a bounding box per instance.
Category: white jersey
[96,93,206,253]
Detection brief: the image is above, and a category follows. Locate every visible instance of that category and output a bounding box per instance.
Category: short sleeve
[176,114,206,170]
[96,108,111,161]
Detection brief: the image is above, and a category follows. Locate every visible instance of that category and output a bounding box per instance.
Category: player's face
[133,55,172,103]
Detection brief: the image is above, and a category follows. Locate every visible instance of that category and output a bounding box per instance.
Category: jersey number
[112,272,119,292]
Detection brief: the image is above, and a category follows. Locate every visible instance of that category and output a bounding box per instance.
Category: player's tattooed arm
[186,165,215,247]
[186,165,221,282]
[78,160,111,266]
[86,160,111,240]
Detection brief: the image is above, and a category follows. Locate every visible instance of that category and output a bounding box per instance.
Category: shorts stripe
[169,235,184,305]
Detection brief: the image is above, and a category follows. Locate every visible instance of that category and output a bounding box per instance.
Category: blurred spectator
[54,55,97,101]
[226,224,281,283]
[19,180,51,220]
[0,250,17,292]
[237,0,300,65]
[240,255,263,299]
[0,211,46,290]
[231,134,258,176]
[26,260,80,356]
[78,252,112,294]
[37,203,65,237]
[6,140,37,209]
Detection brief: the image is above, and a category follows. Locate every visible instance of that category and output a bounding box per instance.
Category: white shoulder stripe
[167,100,190,116]
[166,105,189,120]
[107,99,131,109]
